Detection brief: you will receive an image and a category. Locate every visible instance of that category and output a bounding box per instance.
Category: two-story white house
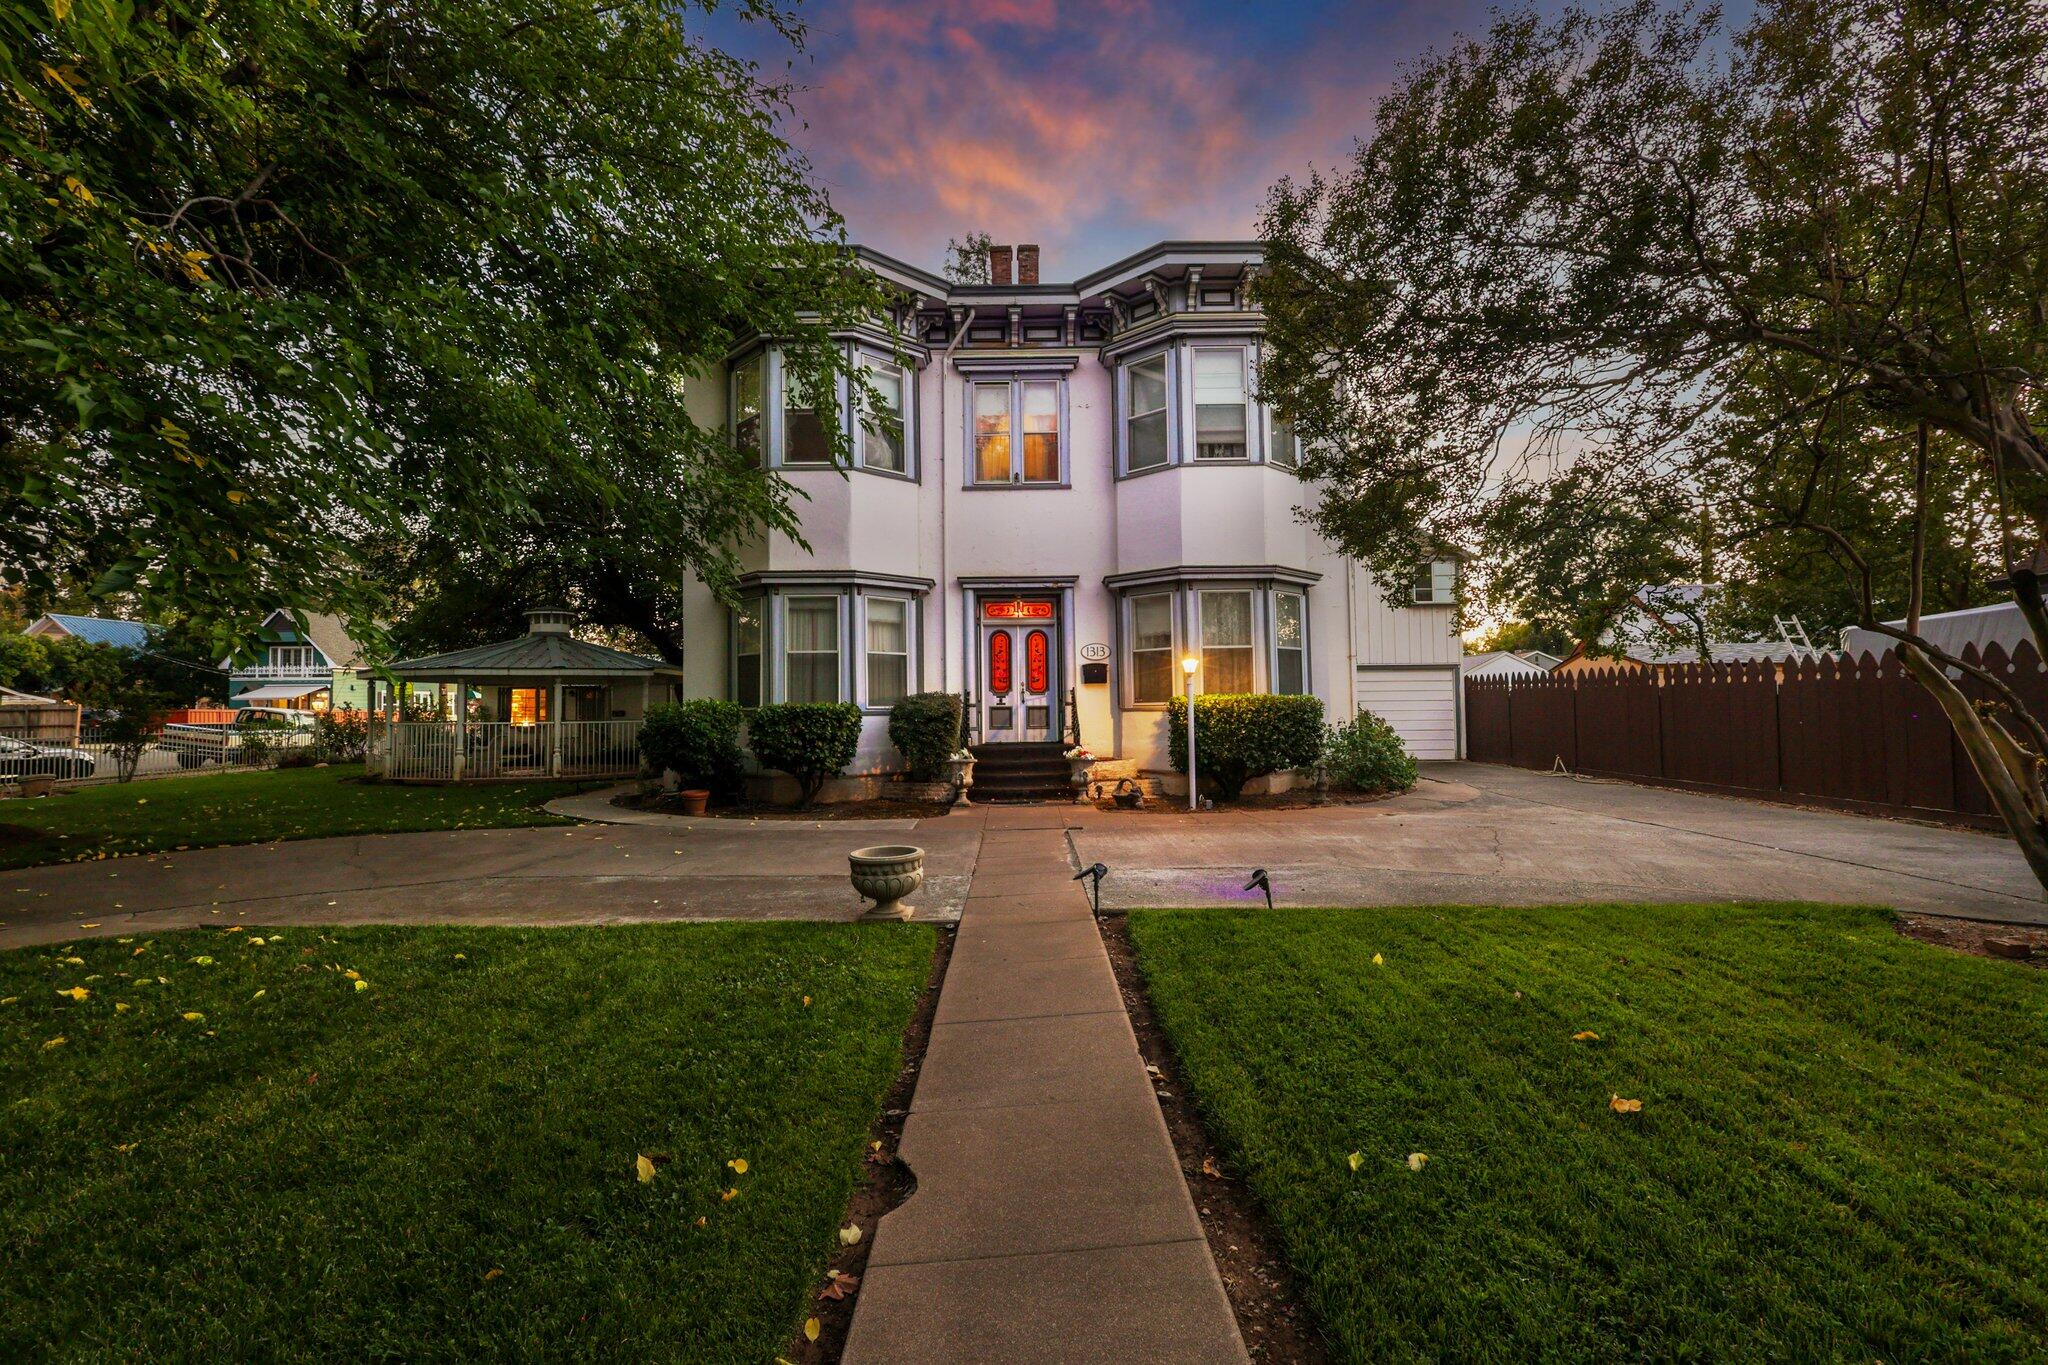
[675,240,1462,794]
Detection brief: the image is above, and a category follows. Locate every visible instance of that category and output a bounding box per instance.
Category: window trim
[779,593,845,704]
[1123,590,1180,709]
[965,373,1069,488]
[1271,589,1308,695]
[1189,345,1253,463]
[731,596,764,709]
[1411,559,1459,607]
[860,593,917,713]
[856,354,914,479]
[1194,587,1259,694]
[1119,349,1174,477]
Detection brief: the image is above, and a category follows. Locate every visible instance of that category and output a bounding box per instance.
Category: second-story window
[1193,349,1249,460]
[860,361,906,474]
[1126,354,1170,473]
[971,377,1062,485]
[783,368,831,466]
[732,353,764,460]
[1411,560,1458,605]
[1270,415,1300,470]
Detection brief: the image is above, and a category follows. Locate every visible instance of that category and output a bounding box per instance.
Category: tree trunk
[1896,643,2048,895]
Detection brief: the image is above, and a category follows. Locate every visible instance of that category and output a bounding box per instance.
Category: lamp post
[1181,655,1200,811]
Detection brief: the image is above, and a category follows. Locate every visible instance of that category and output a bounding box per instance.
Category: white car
[0,735,97,780]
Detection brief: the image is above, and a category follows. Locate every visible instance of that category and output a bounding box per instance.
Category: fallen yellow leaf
[343,970,360,980]
[251,990,266,1001]
[1371,952,1384,966]
[482,1268,503,1282]
[115,1002,130,1013]
[727,1158,748,1175]
[635,1154,656,1184]
[353,979,369,992]
[1406,1152,1429,1172]
[80,922,99,929]
[838,1223,862,1246]
[56,986,89,1002]
[720,1187,739,1202]
[1346,1151,1363,1172]
[804,1317,821,1343]
[115,1141,138,1154]
[0,998,15,1006]
[182,1012,204,1022]
[1610,1094,1643,1115]
[43,1035,65,1050]
[1572,1031,1600,1042]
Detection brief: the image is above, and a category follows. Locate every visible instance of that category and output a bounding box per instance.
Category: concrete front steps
[969,742,1074,803]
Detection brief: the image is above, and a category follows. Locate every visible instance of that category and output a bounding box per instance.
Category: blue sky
[704,0,1501,277]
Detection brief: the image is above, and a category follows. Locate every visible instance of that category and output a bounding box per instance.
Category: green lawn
[0,764,594,869]
[1130,902,2048,1362]
[0,921,932,1360]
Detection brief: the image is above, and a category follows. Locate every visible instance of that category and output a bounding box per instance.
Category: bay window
[734,345,918,476]
[860,360,907,474]
[734,600,762,708]
[782,368,831,466]
[784,596,841,702]
[864,597,910,706]
[970,377,1063,485]
[1270,415,1300,469]
[1192,348,1249,460]
[1129,593,1176,704]
[1198,590,1255,692]
[732,353,764,460]
[1273,591,1306,694]
[1125,353,1170,472]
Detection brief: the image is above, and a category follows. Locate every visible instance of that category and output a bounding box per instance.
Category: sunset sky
[710,0,1505,277]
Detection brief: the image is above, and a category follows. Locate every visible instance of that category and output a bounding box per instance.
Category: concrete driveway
[1078,763,2046,924]
[2,763,2040,947]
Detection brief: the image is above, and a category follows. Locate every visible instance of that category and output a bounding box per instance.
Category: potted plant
[638,700,745,814]
[1063,744,1096,801]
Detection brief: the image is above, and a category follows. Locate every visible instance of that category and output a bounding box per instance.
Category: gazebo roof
[369,610,681,680]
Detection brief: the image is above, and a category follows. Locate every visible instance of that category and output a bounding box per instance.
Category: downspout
[935,307,975,694]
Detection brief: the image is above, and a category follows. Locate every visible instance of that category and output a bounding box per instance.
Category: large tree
[1,0,882,661]
[1259,0,2048,889]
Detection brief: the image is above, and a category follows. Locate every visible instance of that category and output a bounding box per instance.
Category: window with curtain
[1411,559,1458,604]
[865,598,910,706]
[1020,380,1060,482]
[733,353,763,460]
[1125,354,1169,472]
[1193,349,1248,460]
[783,367,830,465]
[1270,415,1300,469]
[734,601,762,707]
[861,361,906,473]
[1274,591,1306,694]
[784,596,839,702]
[973,382,1011,483]
[1199,590,1255,692]
[1129,592,1175,704]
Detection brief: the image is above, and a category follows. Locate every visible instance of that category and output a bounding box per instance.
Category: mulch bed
[1092,789,1399,816]
[617,793,953,821]
[782,924,955,1363]
[1896,913,2048,965]
[1097,913,1331,1362]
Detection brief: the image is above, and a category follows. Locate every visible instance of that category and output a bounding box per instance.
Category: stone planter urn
[1064,749,1097,804]
[850,845,924,921]
[946,752,976,808]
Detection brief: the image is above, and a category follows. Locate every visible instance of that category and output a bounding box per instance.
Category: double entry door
[979,615,1057,743]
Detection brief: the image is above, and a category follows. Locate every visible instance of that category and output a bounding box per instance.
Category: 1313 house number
[1079,643,1111,662]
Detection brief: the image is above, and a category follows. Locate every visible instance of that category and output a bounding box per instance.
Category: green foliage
[1,0,885,659]
[1131,901,2048,1359]
[1469,619,1574,661]
[311,708,369,764]
[92,683,166,782]
[887,692,963,780]
[1322,711,1417,794]
[1167,693,1324,802]
[638,700,745,795]
[746,703,862,807]
[0,921,933,1357]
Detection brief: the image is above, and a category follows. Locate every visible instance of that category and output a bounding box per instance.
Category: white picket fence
[366,719,644,782]
[1,723,316,789]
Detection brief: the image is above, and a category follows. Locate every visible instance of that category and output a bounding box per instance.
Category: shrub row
[1167,693,1417,801]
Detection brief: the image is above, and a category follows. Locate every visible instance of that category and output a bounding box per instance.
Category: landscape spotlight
[1244,868,1273,911]
[1072,861,1109,914]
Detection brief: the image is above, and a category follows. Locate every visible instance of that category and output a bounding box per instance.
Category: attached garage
[1354,666,1461,759]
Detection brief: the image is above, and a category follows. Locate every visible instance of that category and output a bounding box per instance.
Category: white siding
[1355,666,1460,759]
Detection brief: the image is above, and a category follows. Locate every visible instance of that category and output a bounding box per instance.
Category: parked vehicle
[234,706,317,730]
[0,734,97,780]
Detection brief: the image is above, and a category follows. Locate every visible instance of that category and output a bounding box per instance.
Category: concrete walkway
[845,811,1247,1364]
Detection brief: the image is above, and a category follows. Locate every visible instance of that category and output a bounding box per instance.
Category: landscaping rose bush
[888,692,963,779]
[1167,693,1324,802]
[638,700,746,795]
[1324,710,1417,793]
[746,702,863,806]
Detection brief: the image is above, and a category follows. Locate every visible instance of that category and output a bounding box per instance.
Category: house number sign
[1079,642,1111,662]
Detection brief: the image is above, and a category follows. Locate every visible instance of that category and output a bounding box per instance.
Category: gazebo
[363,609,682,781]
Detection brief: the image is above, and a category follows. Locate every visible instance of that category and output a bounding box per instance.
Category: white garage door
[1354,667,1460,759]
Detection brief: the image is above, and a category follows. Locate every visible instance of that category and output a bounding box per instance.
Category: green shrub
[638,700,746,795]
[312,708,369,764]
[1167,693,1324,802]
[1324,710,1417,793]
[888,692,962,779]
[746,702,862,807]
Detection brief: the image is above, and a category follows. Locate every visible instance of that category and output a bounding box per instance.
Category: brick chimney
[1017,244,1039,284]
[988,243,1013,285]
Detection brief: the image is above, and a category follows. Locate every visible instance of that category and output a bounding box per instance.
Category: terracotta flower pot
[678,788,710,816]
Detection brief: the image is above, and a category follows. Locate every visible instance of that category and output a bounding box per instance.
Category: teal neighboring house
[224,610,370,715]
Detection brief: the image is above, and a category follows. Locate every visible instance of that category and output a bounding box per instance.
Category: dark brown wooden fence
[1465,643,2048,827]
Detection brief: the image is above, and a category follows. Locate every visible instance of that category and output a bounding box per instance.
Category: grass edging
[1097,912,1329,1362]
[783,922,957,1363]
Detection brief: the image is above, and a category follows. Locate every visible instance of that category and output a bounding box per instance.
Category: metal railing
[231,664,333,681]
[366,718,645,782]
[1,723,315,788]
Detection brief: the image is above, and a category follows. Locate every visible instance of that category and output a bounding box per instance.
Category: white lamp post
[1182,655,1200,811]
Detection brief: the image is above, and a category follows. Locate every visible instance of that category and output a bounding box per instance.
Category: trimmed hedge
[888,692,962,780]
[1167,693,1324,802]
[1324,710,1417,793]
[639,700,746,795]
[747,702,863,807]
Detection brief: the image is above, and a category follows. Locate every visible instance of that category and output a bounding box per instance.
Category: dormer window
[1192,348,1249,460]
